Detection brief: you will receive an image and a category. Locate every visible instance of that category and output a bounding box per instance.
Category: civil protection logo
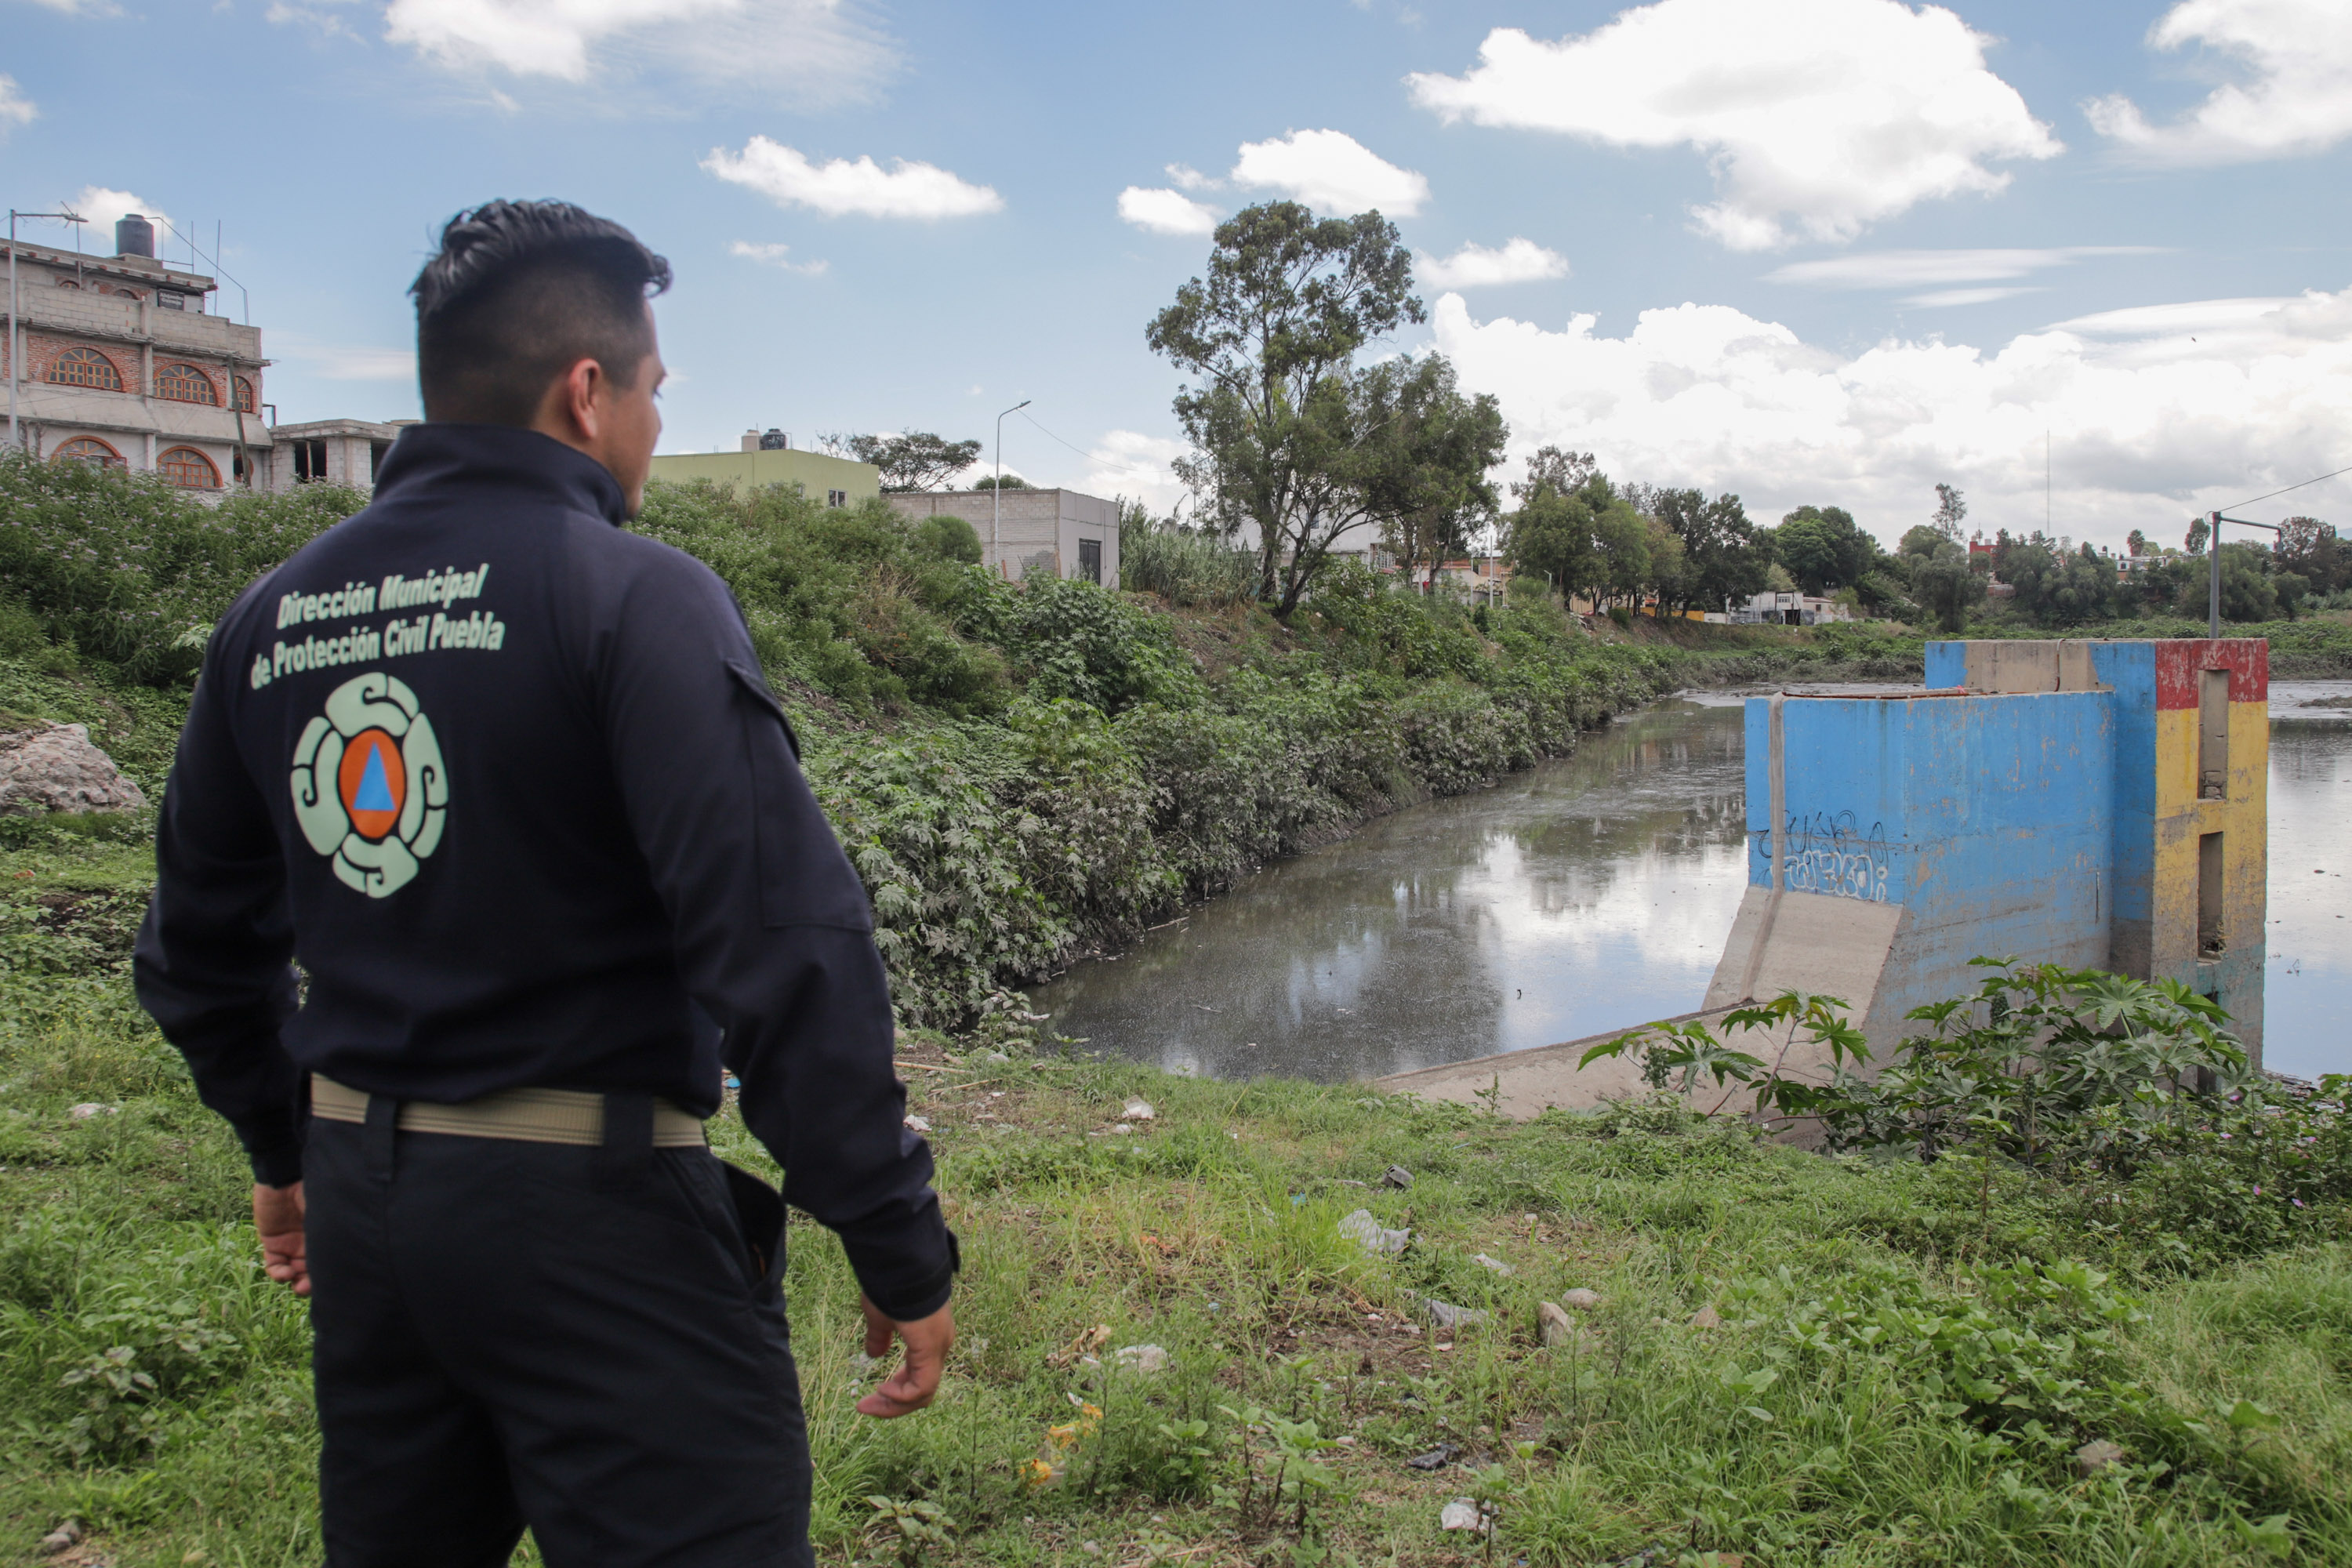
[291,673,448,898]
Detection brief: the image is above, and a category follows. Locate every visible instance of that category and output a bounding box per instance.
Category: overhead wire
[1015,408,1165,483]
[2219,462,2352,514]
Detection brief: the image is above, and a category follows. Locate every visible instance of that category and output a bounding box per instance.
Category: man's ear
[539,357,606,445]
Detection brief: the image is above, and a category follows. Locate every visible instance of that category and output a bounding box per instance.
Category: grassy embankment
[2,458,2349,1564]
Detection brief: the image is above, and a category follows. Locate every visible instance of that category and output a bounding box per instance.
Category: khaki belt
[311,1075,706,1149]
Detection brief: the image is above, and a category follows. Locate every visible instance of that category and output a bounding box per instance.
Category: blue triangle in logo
[354,744,397,812]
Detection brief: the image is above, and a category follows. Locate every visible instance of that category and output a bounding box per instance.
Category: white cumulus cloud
[702,137,1002,220]
[1407,0,2060,250]
[2085,0,2352,163]
[1074,430,1192,518]
[375,0,895,108]
[1229,129,1429,217]
[1118,187,1218,237]
[728,240,827,275]
[67,186,169,236]
[1419,238,1569,289]
[1430,284,2352,554]
[0,75,35,129]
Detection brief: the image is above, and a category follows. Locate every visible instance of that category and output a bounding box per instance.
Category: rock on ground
[0,724,146,816]
[1439,1500,1486,1534]
[1539,1301,1576,1346]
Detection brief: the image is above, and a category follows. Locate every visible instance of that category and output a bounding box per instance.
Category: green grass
[3,988,2345,1566]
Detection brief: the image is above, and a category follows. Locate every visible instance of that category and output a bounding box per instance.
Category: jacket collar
[368,423,629,528]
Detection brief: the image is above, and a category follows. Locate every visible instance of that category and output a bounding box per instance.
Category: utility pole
[2205,510,2281,639]
[8,207,84,453]
[993,398,1029,577]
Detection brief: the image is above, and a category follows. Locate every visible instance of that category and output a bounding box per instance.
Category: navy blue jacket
[134,423,954,1320]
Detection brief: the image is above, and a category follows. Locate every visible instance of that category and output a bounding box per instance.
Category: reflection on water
[1040,681,2352,1084]
[2264,682,2352,1082]
[1034,699,1751,1082]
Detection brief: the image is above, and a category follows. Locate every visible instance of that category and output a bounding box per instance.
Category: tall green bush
[0,454,364,684]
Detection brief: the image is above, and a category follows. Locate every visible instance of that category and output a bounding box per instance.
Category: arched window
[51,437,125,468]
[158,446,222,489]
[232,376,256,413]
[154,363,220,405]
[46,347,124,391]
[54,278,81,291]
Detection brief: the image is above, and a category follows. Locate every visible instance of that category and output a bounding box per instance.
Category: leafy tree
[1775,504,1876,593]
[1639,487,1772,612]
[1360,356,1507,589]
[2277,515,2349,595]
[844,431,984,493]
[2003,535,2116,625]
[1148,201,1425,617]
[1909,541,1984,633]
[1512,447,1596,500]
[2125,528,2151,557]
[1896,524,1948,561]
[2183,514,2211,554]
[971,474,1033,490]
[1932,483,1966,541]
[1504,480,1596,602]
[1504,470,1648,609]
[2171,541,2285,622]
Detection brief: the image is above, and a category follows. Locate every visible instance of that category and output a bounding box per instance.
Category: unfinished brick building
[5,214,268,491]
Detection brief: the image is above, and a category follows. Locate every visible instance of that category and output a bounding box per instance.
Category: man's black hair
[411,200,672,426]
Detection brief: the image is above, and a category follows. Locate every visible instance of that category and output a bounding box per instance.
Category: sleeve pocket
[728,660,800,927]
[724,659,801,760]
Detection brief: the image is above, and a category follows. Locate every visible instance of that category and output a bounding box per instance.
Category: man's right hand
[855,1296,952,1418]
[254,1181,309,1297]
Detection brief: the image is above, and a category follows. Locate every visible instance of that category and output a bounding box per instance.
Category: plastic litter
[1424,1298,1489,1331]
[1338,1208,1410,1256]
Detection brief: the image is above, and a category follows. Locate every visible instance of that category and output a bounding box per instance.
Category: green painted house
[648,441,881,506]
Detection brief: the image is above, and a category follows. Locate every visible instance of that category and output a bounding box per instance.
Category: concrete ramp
[1703,887,1904,1014]
[1375,890,1903,1116]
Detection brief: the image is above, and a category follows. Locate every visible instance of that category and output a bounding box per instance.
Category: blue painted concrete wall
[1746,690,2118,996]
[1921,641,2161,949]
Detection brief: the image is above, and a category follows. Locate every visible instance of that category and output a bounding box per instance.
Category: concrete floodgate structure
[1381,637,2269,1117]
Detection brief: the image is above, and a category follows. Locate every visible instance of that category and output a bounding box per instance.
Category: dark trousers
[304,1098,815,1568]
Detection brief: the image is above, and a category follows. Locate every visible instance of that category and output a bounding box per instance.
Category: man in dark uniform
[133,199,954,1568]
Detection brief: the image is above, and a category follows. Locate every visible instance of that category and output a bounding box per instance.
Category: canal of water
[1034,682,2352,1084]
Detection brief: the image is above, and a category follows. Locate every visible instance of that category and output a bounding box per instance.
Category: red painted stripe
[2154,639,2269,710]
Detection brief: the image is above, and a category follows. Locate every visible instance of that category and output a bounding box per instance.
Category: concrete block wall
[886,488,1121,584]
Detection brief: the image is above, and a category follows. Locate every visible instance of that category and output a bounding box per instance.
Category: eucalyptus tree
[1147,201,1425,616]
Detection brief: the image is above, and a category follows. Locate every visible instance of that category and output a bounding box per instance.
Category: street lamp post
[993,398,1030,577]
[9,208,85,454]
[2205,510,2282,640]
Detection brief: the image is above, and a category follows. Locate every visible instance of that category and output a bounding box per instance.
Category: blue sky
[5,0,2349,550]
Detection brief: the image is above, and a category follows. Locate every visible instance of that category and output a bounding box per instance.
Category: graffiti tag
[1751,811,1895,903]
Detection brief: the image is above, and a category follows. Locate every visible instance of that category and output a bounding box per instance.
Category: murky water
[1035,682,2352,1083]
[2264,683,2352,1082]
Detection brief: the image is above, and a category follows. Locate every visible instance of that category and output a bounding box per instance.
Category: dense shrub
[0,453,364,684]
